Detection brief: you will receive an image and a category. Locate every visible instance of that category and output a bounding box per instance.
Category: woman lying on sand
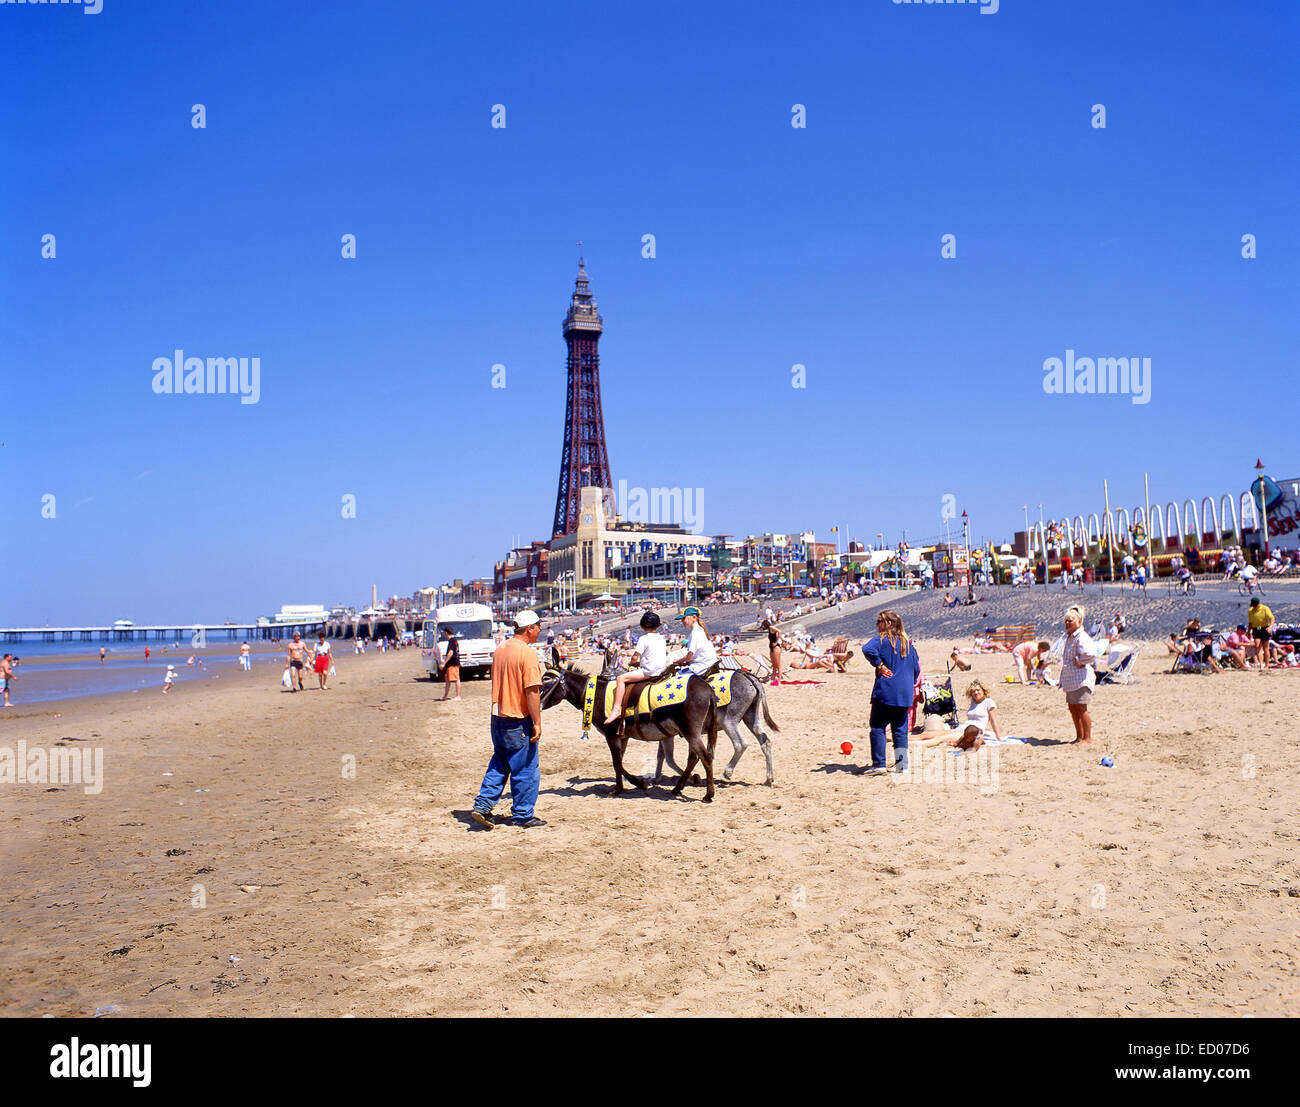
[918,680,1003,747]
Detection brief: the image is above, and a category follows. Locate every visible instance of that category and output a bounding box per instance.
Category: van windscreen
[441,620,493,640]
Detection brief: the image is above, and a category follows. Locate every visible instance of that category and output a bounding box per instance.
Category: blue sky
[2,0,1296,624]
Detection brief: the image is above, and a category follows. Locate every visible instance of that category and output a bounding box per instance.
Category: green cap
[678,606,701,620]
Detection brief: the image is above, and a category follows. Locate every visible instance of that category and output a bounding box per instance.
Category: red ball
[840,741,853,755]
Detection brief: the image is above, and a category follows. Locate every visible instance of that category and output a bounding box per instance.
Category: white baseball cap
[513,610,540,628]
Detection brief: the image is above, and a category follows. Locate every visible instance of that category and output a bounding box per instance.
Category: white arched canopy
[1221,494,1239,540]
[1165,502,1182,549]
[1149,506,1167,548]
[1201,497,1220,545]
[1240,492,1259,532]
[1182,499,1200,544]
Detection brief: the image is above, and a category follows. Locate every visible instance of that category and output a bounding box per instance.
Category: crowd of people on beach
[1165,597,1293,672]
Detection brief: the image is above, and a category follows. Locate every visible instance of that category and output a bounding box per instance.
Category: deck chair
[1169,636,1214,674]
[1097,645,1140,685]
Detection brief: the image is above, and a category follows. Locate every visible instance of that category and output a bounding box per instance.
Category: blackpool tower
[551,258,614,538]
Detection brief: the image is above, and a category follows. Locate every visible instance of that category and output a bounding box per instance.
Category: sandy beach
[1,634,1295,1018]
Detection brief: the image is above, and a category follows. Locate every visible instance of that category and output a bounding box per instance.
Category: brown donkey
[540,651,719,801]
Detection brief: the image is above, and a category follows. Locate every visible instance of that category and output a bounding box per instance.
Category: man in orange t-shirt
[471,611,545,829]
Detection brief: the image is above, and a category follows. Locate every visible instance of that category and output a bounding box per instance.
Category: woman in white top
[610,611,668,728]
[919,680,1003,747]
[677,606,718,677]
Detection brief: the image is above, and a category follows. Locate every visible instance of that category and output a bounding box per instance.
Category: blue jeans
[868,701,910,769]
[474,716,539,819]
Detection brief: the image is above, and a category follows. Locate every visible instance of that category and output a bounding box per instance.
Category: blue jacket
[861,636,920,707]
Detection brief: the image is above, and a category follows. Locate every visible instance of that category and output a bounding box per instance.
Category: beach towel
[952,736,1027,752]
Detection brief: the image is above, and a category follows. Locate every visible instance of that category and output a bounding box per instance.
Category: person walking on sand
[440,626,462,701]
[163,664,177,694]
[1,653,14,707]
[312,632,332,690]
[861,610,921,775]
[470,610,545,830]
[239,641,252,672]
[1247,597,1276,672]
[99,646,106,665]
[1060,604,1096,744]
[286,632,308,692]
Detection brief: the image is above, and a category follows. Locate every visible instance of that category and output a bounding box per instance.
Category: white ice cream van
[423,603,496,680]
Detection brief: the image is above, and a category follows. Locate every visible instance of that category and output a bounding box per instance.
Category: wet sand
[1,641,1295,1016]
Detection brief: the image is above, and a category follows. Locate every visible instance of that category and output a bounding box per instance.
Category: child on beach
[610,612,667,731]
[163,665,177,693]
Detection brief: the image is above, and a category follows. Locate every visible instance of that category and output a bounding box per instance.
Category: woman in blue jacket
[861,610,921,773]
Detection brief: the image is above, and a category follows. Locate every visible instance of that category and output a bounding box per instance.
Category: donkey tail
[746,670,780,732]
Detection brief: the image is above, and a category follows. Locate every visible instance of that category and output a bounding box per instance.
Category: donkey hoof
[703,794,714,803]
[722,769,734,781]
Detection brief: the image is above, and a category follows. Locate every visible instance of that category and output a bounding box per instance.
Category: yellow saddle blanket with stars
[581,671,733,734]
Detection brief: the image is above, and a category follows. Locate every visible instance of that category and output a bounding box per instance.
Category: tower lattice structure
[552,258,614,538]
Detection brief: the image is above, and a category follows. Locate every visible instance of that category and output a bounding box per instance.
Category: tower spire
[552,256,613,538]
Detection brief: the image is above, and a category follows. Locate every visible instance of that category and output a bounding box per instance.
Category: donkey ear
[551,646,563,669]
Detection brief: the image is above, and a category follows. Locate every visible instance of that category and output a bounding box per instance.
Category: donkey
[654,667,780,786]
[539,650,719,801]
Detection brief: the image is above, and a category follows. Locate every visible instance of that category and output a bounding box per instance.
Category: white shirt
[635,632,667,676]
[1240,564,1257,579]
[965,697,996,740]
[684,624,718,676]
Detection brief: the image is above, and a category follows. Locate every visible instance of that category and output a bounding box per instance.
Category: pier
[1,622,325,645]
[2,616,434,646]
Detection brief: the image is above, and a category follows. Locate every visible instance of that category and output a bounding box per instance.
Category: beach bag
[328,662,336,677]
[281,668,292,689]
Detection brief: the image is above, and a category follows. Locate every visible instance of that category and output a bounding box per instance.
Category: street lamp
[1255,459,1270,558]
[961,510,970,590]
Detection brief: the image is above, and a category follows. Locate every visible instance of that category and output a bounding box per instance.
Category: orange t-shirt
[491,637,542,719]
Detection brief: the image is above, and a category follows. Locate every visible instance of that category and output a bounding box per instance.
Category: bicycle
[1168,577,1196,598]
[1237,578,1265,597]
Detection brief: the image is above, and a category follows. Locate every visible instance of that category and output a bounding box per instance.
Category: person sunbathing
[1221,625,1252,669]
[1166,618,1204,656]
[788,639,834,671]
[1169,620,1222,673]
[918,681,1003,747]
